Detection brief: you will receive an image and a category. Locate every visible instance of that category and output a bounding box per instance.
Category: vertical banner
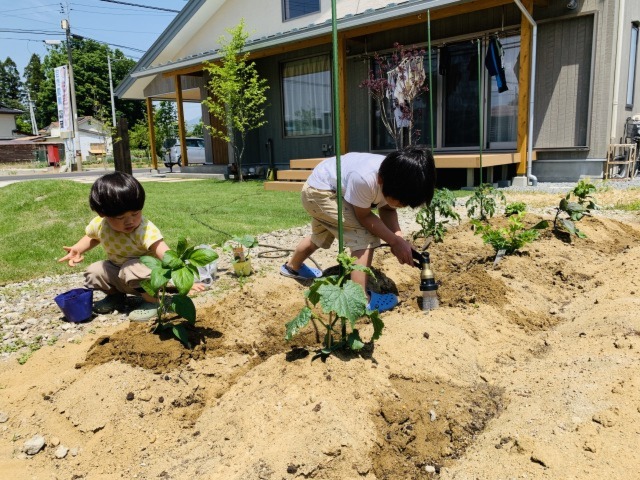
[54,66,72,134]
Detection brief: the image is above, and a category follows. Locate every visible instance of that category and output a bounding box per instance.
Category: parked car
[163,137,206,169]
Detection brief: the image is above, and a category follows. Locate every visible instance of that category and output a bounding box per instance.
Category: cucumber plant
[413,188,460,243]
[141,239,218,348]
[552,181,598,238]
[285,253,384,357]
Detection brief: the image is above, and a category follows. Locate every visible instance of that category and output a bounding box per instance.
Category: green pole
[428,10,434,150]
[478,39,483,186]
[331,0,343,254]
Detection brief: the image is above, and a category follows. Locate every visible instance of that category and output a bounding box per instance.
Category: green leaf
[172,267,195,296]
[368,309,385,340]
[285,306,312,340]
[188,248,219,267]
[317,281,368,326]
[172,295,196,323]
[140,255,162,270]
[162,250,184,270]
[140,279,156,298]
[560,218,577,235]
[532,220,549,230]
[149,267,171,291]
[176,238,188,257]
[346,330,365,351]
[172,324,191,349]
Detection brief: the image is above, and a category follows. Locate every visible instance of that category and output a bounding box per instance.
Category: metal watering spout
[412,249,439,312]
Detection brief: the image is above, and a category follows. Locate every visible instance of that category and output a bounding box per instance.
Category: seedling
[414,188,460,243]
[466,184,506,221]
[285,253,384,357]
[505,201,527,217]
[141,239,218,348]
[472,212,547,255]
[223,234,258,277]
[552,181,598,238]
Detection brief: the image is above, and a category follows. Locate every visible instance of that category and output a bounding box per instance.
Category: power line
[97,0,180,13]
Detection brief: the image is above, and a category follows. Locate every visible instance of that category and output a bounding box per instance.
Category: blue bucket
[54,288,94,323]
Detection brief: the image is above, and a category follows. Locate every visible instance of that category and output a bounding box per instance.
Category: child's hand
[189,282,209,294]
[59,247,84,267]
[390,237,413,266]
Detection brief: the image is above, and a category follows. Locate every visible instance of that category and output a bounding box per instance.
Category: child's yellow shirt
[85,216,163,265]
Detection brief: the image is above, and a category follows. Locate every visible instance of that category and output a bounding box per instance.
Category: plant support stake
[331,0,344,255]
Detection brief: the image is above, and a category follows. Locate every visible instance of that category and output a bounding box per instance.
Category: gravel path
[2,179,638,363]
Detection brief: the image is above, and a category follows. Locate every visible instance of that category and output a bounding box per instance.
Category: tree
[154,101,177,155]
[37,38,144,129]
[189,120,204,137]
[360,43,427,149]
[0,57,24,108]
[203,19,269,181]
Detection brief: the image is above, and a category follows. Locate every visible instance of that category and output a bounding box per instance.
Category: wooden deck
[264,153,526,192]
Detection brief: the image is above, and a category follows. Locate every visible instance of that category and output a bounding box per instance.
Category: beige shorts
[301,183,380,252]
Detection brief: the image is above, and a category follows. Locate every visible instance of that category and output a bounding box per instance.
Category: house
[0,104,25,140]
[115,0,640,186]
[40,116,113,162]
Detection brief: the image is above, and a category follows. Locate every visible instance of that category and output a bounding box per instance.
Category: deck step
[290,158,324,169]
[264,181,304,192]
[276,169,312,181]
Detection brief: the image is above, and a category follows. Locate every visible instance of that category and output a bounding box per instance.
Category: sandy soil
[1,190,639,480]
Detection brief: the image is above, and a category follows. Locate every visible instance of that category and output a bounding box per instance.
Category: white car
[164,137,206,169]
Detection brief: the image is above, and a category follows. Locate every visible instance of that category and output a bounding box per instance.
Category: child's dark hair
[89,172,145,217]
[379,146,436,208]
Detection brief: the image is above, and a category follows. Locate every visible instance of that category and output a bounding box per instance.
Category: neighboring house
[0,104,25,140]
[116,0,640,185]
[40,116,113,162]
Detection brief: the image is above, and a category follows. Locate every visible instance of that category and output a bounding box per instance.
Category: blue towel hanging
[485,37,508,93]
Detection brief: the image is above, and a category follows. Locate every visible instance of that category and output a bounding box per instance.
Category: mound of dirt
[1,196,639,480]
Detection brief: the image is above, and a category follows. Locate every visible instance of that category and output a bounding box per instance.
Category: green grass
[612,199,640,211]
[0,179,308,284]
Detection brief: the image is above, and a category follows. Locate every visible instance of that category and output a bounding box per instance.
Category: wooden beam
[516,0,533,175]
[338,32,348,154]
[146,98,157,170]
[174,75,189,166]
[162,64,204,77]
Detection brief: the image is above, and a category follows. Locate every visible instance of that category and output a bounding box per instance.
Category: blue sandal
[280,263,322,280]
[367,291,398,313]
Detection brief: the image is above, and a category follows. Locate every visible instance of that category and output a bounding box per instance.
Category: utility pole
[107,54,117,126]
[62,17,82,171]
[26,91,38,135]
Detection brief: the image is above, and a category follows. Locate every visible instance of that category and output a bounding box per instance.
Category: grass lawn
[0,179,309,285]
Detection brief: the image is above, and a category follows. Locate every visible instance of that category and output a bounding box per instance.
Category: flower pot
[233,260,252,277]
[54,288,94,323]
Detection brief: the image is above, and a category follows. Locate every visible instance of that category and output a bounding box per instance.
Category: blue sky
[1,0,202,120]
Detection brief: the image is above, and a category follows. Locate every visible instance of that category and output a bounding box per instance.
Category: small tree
[360,43,427,149]
[203,19,269,181]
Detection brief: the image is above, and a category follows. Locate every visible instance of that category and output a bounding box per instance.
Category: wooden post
[516,0,533,175]
[338,32,348,154]
[174,74,188,166]
[113,117,132,174]
[146,97,158,170]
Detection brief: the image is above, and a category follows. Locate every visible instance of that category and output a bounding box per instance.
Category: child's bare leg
[350,247,374,300]
[288,236,319,271]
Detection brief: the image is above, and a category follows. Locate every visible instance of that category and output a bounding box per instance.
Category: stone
[55,445,68,459]
[23,435,46,455]
[0,412,8,423]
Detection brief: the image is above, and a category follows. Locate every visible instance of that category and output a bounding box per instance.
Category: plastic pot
[232,260,252,277]
[54,288,94,323]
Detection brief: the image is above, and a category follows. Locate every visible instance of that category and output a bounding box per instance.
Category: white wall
[0,115,16,138]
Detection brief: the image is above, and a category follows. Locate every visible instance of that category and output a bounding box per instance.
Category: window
[627,23,639,108]
[282,55,332,137]
[487,36,520,148]
[283,0,320,21]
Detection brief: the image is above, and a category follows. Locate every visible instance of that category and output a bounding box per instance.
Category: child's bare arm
[353,205,413,265]
[149,239,170,260]
[59,235,100,267]
[378,205,402,236]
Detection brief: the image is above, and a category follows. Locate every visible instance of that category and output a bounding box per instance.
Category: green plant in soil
[466,184,506,221]
[552,181,598,238]
[413,188,460,243]
[472,212,548,255]
[141,239,218,348]
[505,201,527,217]
[285,253,384,357]
[223,234,258,263]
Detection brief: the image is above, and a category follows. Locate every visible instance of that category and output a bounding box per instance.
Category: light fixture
[567,0,578,9]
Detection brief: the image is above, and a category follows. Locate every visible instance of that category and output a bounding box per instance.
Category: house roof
[0,105,24,115]
[116,0,467,99]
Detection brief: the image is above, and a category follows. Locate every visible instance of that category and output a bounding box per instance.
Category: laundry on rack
[485,36,508,93]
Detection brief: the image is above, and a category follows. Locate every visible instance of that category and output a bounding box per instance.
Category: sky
[0,0,202,120]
